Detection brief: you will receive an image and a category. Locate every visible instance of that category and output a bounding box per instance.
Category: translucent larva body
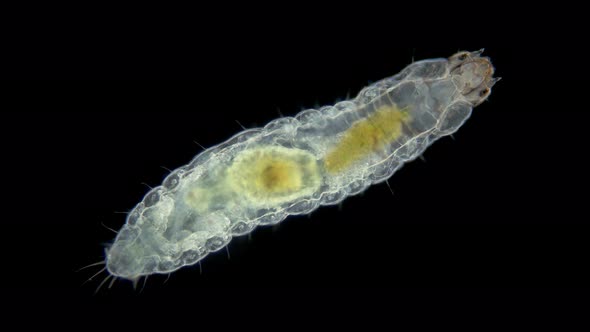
[106,50,497,279]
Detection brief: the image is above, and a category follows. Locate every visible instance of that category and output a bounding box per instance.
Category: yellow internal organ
[324,104,409,173]
[258,160,301,192]
[227,146,321,206]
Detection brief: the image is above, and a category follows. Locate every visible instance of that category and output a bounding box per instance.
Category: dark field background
[2,25,588,325]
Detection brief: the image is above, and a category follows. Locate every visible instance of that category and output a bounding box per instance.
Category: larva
[105,50,497,280]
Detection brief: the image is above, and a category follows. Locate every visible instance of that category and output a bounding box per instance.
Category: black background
[1,6,589,326]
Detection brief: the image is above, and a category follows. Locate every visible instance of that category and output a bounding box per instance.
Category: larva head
[449,50,499,106]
